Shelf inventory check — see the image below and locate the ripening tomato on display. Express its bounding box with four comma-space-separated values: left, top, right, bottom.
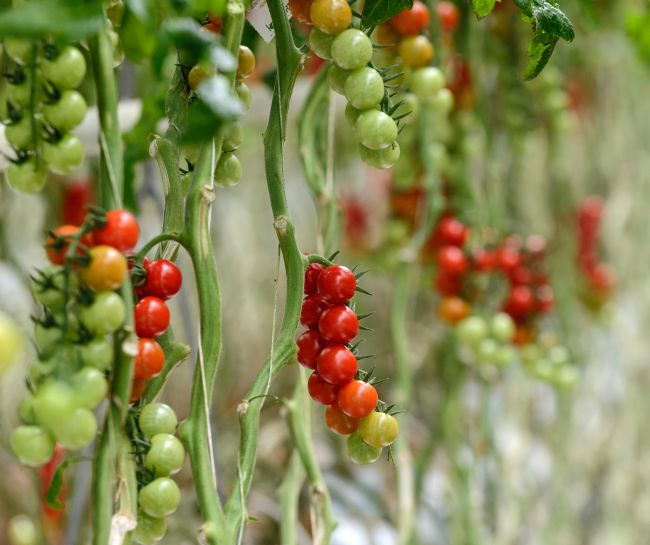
319, 305, 359, 344
347, 432, 382, 464
337, 380, 378, 418
46, 225, 90, 265
325, 404, 359, 435
289, 0, 313, 24
304, 263, 324, 295
81, 245, 128, 291
142, 259, 182, 300
134, 338, 165, 381
358, 411, 399, 448
130, 377, 146, 403
390, 1, 430, 35
317, 345, 358, 385
93, 209, 139, 252
437, 246, 468, 275
513, 324, 535, 346
62, 179, 93, 226
438, 296, 470, 324
300, 294, 331, 330
317, 265, 356, 303
296, 330, 326, 370
397, 35, 434, 68
236, 46, 256, 80
134, 297, 170, 338
308, 372, 339, 405
587, 263, 614, 293
310, 0, 352, 35
436, 1, 460, 32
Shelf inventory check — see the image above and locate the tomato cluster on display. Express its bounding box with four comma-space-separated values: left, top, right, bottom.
3, 39, 87, 193
455, 312, 516, 367
298, 262, 399, 464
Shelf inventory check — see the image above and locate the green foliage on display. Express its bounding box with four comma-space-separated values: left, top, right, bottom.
472, 0, 497, 19
362, 0, 413, 28
625, 8, 650, 66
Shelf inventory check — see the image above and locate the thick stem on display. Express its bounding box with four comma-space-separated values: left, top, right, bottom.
278, 452, 307, 545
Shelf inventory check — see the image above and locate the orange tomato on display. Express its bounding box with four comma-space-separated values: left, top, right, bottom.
438, 297, 470, 324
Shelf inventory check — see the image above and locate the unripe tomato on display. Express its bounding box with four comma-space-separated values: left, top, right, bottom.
32, 381, 76, 431
358, 411, 399, 448
138, 477, 180, 518
42, 46, 87, 89
134, 297, 170, 338
317, 345, 358, 384
304, 263, 325, 294
93, 209, 139, 252
337, 380, 378, 418
4, 38, 33, 64
11, 426, 55, 467
6, 159, 48, 193
490, 312, 515, 343
5, 116, 34, 150
8, 514, 38, 545
142, 259, 182, 300
236, 82, 251, 111
477, 338, 498, 365
436, 2, 460, 33
144, 433, 185, 477
327, 64, 351, 95
344, 67, 385, 110
73, 367, 108, 409
359, 142, 400, 169
42, 90, 87, 131
331, 29, 373, 70
319, 305, 359, 343
6, 78, 32, 107
188, 63, 216, 90
438, 296, 470, 324
347, 431, 381, 464
42, 133, 85, 175
296, 329, 326, 370
134, 338, 165, 380
309, 28, 335, 60
317, 265, 356, 303
300, 294, 331, 329
398, 35, 434, 68
139, 403, 178, 438
455, 316, 488, 347
79, 337, 113, 370
81, 245, 128, 291
134, 511, 167, 545
52, 408, 97, 450
0, 311, 24, 374
390, 1, 430, 35
222, 122, 244, 152
325, 404, 359, 435
236, 46, 256, 79
410, 66, 445, 99
214, 152, 242, 187
355, 110, 398, 151
80, 292, 126, 335
308, 372, 339, 405
310, 0, 352, 35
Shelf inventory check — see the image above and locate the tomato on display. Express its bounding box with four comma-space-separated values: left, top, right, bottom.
134, 338, 165, 380
410, 66, 445, 100
42, 46, 87, 89
490, 312, 515, 343
4, 38, 33, 64
134, 512, 167, 545
477, 338, 498, 364
45, 225, 87, 265
346, 431, 381, 464
496, 246, 522, 272
6, 158, 48, 193
134, 297, 170, 338
337, 380, 377, 418
42, 133, 85, 175
300, 294, 331, 329
503, 286, 535, 319
359, 142, 400, 169
62, 179, 94, 226
214, 152, 242, 187
493, 345, 515, 367
236, 82, 252, 111
317, 345, 358, 384
139, 403, 178, 438
578, 196, 603, 226
93, 209, 139, 252
43, 90, 87, 131
319, 305, 359, 343
331, 29, 373, 70
6, 78, 32, 107
144, 433, 185, 477
5, 116, 34, 150
236, 46, 256, 80
289, 0, 313, 24
310, 0, 352, 35
304, 263, 324, 295
513, 324, 535, 346
344, 67, 385, 110
11, 426, 55, 467
355, 110, 398, 151
34, 322, 61, 353
79, 337, 113, 371
436, 2, 460, 32
358, 411, 399, 448
432, 88, 454, 113
317, 265, 356, 304
309, 28, 334, 60
325, 404, 358, 435
455, 316, 488, 347
438, 246, 468, 275
52, 408, 97, 450
587, 263, 614, 293
222, 122, 244, 152
435, 271, 463, 296
536, 285, 555, 313
472, 248, 495, 272
31, 266, 65, 309
81, 245, 128, 291
398, 35, 434, 68
437, 217, 467, 247
79, 291, 126, 334
438, 296, 470, 324
375, 24, 399, 46
345, 103, 366, 127
296, 329, 326, 370
188, 63, 216, 90
390, 1, 430, 35
73, 367, 108, 409
142, 259, 182, 300
308, 372, 339, 405
138, 478, 181, 518
32, 381, 75, 429
508, 266, 533, 286
327, 64, 351, 95
130, 377, 146, 403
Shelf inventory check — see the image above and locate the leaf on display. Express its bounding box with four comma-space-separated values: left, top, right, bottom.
513, 0, 533, 17
531, 1, 575, 41
0, 0, 104, 41
472, 0, 497, 19
196, 75, 244, 120
208, 43, 237, 72
523, 34, 558, 80
46, 456, 89, 509
362, 0, 413, 28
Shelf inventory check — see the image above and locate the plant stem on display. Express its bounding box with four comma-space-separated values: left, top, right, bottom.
278, 452, 306, 545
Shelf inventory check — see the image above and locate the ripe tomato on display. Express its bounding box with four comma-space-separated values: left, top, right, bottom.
437, 246, 468, 275
435, 270, 463, 296
398, 35, 434, 68
308, 372, 339, 405
472, 248, 495, 271
317, 345, 358, 385
310, 0, 352, 35
93, 209, 139, 252
438, 296, 470, 324
236, 46, 256, 80
300, 294, 331, 330
318, 305, 359, 344
503, 286, 535, 319
144, 433, 185, 477
289, 0, 313, 24
317, 265, 356, 303
130, 377, 146, 403
587, 263, 614, 293
134, 297, 170, 338
346, 431, 382, 464
536, 285, 555, 313
304, 263, 324, 295
138, 477, 181, 518
325, 404, 359, 435
436, 1, 460, 32
497, 245, 522, 272
508, 266, 533, 286
142, 259, 182, 300
46, 225, 89, 265
62, 179, 93, 226
390, 1, 430, 35
134, 338, 165, 381
139, 403, 178, 438
437, 217, 467, 247
296, 330, 326, 370
358, 411, 399, 448
81, 245, 128, 291
337, 380, 378, 418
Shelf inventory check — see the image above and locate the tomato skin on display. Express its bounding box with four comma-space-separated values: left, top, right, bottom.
142, 259, 182, 300
11, 426, 55, 467
436, 1, 460, 32
358, 411, 399, 448
42, 133, 85, 175
236, 46, 256, 79
42, 89, 87, 131
46, 225, 85, 265
134, 338, 165, 380
304, 263, 324, 295
437, 217, 467, 247
438, 296, 470, 324
347, 431, 382, 464
138, 477, 181, 518
296, 330, 326, 370
73, 367, 108, 409
355, 110, 398, 151
410, 66, 445, 100
289, 0, 313, 24
317, 345, 358, 385
337, 380, 378, 418
81, 245, 128, 291
345, 67, 385, 110
496, 246, 522, 273
52, 408, 97, 450
310, 0, 352, 35
42, 46, 87, 89
93, 209, 139, 252
325, 404, 359, 435
390, 1, 430, 35
300, 294, 331, 330
144, 433, 185, 477
308, 372, 339, 405
134, 297, 170, 338
435, 270, 463, 296
398, 35, 434, 68
139, 403, 178, 438
317, 265, 356, 304
79, 292, 126, 335
503, 286, 535, 320
134, 511, 167, 545
437, 246, 468, 275
318, 305, 359, 344
331, 29, 373, 71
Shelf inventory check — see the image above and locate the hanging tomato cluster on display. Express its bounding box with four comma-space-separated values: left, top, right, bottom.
297, 262, 399, 464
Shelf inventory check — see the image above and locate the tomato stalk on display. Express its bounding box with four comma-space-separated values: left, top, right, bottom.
278, 452, 307, 545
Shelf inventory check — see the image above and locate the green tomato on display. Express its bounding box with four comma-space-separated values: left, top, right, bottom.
358, 412, 399, 448
344, 67, 385, 110
0, 311, 23, 373
11, 425, 55, 467
42, 90, 87, 131
344, 103, 365, 127
5, 79, 32, 107
532, 358, 554, 381
490, 312, 515, 343
355, 110, 398, 151
138, 478, 181, 518
134, 512, 167, 545
34, 323, 62, 354
553, 365, 579, 388
455, 316, 488, 347
519, 343, 542, 366
214, 152, 242, 187
53, 407, 97, 450
392, 154, 418, 191
385, 218, 410, 245
31, 265, 68, 309
548, 345, 570, 366
309, 28, 335, 60
42, 133, 85, 175
73, 367, 108, 409
222, 122, 243, 152
359, 141, 400, 169
8, 514, 38, 545
410, 67, 445, 101
432, 88, 454, 114
331, 29, 373, 70
79, 292, 125, 335
5, 116, 34, 150
144, 433, 185, 477
4, 38, 34, 64
236, 82, 251, 111
327, 64, 351, 95
32, 381, 76, 431
347, 431, 382, 465
139, 403, 178, 438
19, 395, 36, 424
6, 159, 48, 193
41, 46, 87, 89
79, 337, 113, 371
493, 346, 515, 367
28, 359, 52, 385
477, 338, 499, 365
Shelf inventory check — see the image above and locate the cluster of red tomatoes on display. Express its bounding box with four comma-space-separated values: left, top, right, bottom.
297, 263, 399, 464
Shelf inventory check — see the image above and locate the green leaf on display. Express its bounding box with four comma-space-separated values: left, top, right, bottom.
362, 0, 413, 28
0, 0, 104, 41
196, 75, 244, 119
523, 34, 558, 80
472, 0, 497, 19
513, 0, 533, 17
46, 456, 89, 509
531, 1, 575, 41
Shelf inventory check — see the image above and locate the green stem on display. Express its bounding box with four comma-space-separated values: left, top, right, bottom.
278, 452, 306, 545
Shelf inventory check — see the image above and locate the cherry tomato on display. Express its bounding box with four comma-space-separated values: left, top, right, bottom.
490, 312, 515, 343
356, 110, 398, 151
62, 179, 94, 226
32, 265, 67, 308
398, 35, 434, 68
214, 152, 242, 187
508, 266, 533, 286
79, 292, 126, 334
42, 46, 87, 89
358, 411, 399, 448
134, 512, 167, 545
300, 294, 331, 329
304, 263, 325, 295
222, 122, 244, 152
359, 142, 401, 169
138, 477, 180, 518
6, 77, 32, 107
455, 316, 488, 347
188, 63, 216, 90
325, 404, 359, 435
437, 217, 467, 247
435, 270, 463, 296
437, 246, 468, 275
236, 46, 256, 80
144, 433, 185, 477
73, 367, 108, 409
536, 285, 555, 313
587, 263, 614, 293
79, 337, 113, 371
310, 0, 352, 35
4, 38, 33, 64
317, 345, 358, 385
81, 245, 128, 291
139, 403, 178, 438
328, 64, 351, 95
390, 1, 430, 35
52, 408, 96, 450
497, 246, 522, 272
6, 158, 48, 193
11, 426, 55, 467
134, 297, 170, 338
296, 329, 326, 370
142, 259, 182, 300
309, 28, 334, 60
317, 265, 356, 304
32, 382, 75, 431
42, 133, 85, 175
45, 225, 88, 265
337, 380, 378, 418
130, 377, 146, 404
289, 0, 313, 23
375, 24, 399, 46
93, 209, 139, 252
503, 285, 535, 319
5, 116, 33, 150
410, 66, 445, 100
344, 67, 385, 110
42, 90, 87, 131
513, 324, 535, 346
308, 372, 339, 405
438, 296, 470, 324
331, 29, 373, 70
319, 305, 359, 344
472, 248, 495, 272
134, 338, 165, 381
436, 1, 460, 32
346, 431, 381, 464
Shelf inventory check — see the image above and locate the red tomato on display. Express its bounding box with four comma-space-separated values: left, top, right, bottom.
300, 294, 331, 330
142, 259, 182, 300
317, 345, 358, 385
436, 1, 460, 32
288, 0, 313, 24
317, 265, 356, 304
503, 286, 535, 319
93, 209, 139, 252
337, 380, 378, 419
319, 305, 359, 344
134, 296, 170, 338
578, 196, 603, 227
134, 338, 165, 380
296, 330, 326, 370
436, 216, 468, 247
536, 285, 555, 313
390, 1, 430, 35
304, 263, 324, 295
308, 372, 339, 405
46, 224, 92, 265
437, 246, 468, 275
62, 179, 93, 226
130, 377, 146, 403
472, 248, 495, 272
325, 404, 359, 435
508, 267, 533, 286
435, 271, 463, 296
497, 246, 522, 273
587, 263, 615, 293
39, 443, 66, 520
